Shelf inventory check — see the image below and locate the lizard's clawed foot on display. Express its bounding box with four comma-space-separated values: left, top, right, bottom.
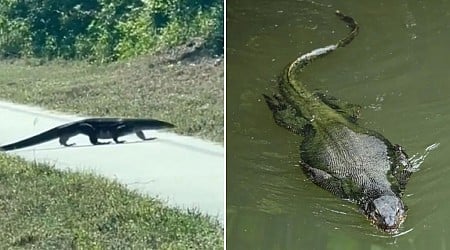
96, 141, 111, 145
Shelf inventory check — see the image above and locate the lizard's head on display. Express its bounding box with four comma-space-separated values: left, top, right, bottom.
365, 195, 406, 233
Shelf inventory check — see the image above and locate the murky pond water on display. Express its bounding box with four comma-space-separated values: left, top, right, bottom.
227, 0, 450, 249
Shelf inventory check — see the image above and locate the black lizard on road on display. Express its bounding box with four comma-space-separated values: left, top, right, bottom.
0, 118, 175, 151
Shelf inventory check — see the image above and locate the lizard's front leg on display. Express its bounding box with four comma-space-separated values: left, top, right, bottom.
113, 136, 126, 144
392, 144, 414, 190
136, 131, 156, 141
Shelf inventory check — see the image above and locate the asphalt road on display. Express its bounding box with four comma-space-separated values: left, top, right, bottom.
0, 100, 224, 222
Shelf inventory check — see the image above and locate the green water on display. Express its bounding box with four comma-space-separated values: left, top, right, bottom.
227, 0, 450, 249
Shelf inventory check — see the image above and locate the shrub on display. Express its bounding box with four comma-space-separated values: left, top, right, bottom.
0, 0, 223, 62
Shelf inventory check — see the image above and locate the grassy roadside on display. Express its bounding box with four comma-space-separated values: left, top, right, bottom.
0, 47, 224, 143
0, 154, 223, 248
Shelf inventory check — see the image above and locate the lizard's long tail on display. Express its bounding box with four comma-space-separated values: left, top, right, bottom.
0, 127, 60, 151
335, 10, 359, 47
287, 10, 359, 77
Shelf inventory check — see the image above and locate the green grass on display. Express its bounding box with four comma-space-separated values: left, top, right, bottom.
0, 51, 223, 143
0, 154, 223, 248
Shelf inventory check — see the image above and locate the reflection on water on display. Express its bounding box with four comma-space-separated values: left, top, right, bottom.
227, 0, 450, 249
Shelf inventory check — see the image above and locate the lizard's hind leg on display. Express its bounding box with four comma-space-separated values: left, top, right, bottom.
59, 135, 75, 147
